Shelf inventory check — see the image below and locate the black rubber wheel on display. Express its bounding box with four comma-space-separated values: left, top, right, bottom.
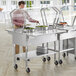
54, 60, 58, 65
59, 59, 63, 64
17, 57, 20, 61
43, 58, 46, 62
27, 59, 30, 61
75, 57, 76, 60
47, 56, 51, 61
63, 53, 66, 58
14, 64, 18, 69
26, 68, 30, 73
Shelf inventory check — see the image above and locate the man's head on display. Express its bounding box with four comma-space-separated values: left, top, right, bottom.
18, 1, 25, 9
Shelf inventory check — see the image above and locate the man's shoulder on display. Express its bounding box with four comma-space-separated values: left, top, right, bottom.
12, 8, 28, 15
13, 9, 22, 14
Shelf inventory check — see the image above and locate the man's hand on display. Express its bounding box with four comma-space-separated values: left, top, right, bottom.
30, 19, 39, 23
35, 20, 39, 23
33, 20, 39, 23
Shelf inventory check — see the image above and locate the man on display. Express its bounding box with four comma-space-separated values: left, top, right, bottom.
12, 1, 39, 54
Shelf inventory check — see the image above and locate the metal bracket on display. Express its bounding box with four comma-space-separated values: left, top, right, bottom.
72, 16, 76, 26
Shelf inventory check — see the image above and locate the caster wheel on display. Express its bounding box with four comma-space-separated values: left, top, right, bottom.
63, 53, 66, 58
26, 68, 30, 73
59, 60, 63, 64
75, 57, 76, 60
27, 59, 30, 61
54, 60, 58, 65
17, 57, 20, 61
47, 56, 51, 61
43, 58, 46, 62
14, 64, 18, 69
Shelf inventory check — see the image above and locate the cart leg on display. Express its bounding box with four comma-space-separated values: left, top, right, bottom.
25, 45, 30, 73
74, 38, 76, 60
25, 46, 28, 67
66, 39, 69, 56
46, 43, 51, 61
13, 44, 18, 69
54, 41, 58, 65
25, 35, 30, 73
58, 34, 63, 65
63, 40, 66, 58
46, 42, 48, 54
14, 44, 16, 64
54, 41, 56, 61
63, 39, 68, 58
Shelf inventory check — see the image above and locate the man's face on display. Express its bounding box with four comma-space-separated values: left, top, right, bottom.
19, 4, 25, 8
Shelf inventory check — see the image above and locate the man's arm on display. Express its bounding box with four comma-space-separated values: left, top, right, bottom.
25, 10, 39, 23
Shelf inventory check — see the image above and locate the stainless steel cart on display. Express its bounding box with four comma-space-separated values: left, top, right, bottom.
7, 7, 76, 73
7, 29, 59, 73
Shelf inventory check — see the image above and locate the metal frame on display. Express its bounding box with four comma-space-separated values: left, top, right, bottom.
40, 8, 48, 26
72, 16, 76, 26
7, 7, 76, 73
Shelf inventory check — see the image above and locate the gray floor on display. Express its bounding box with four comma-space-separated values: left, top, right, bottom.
0, 24, 76, 76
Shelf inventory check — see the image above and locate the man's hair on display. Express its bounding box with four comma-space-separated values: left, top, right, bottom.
18, 1, 25, 6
